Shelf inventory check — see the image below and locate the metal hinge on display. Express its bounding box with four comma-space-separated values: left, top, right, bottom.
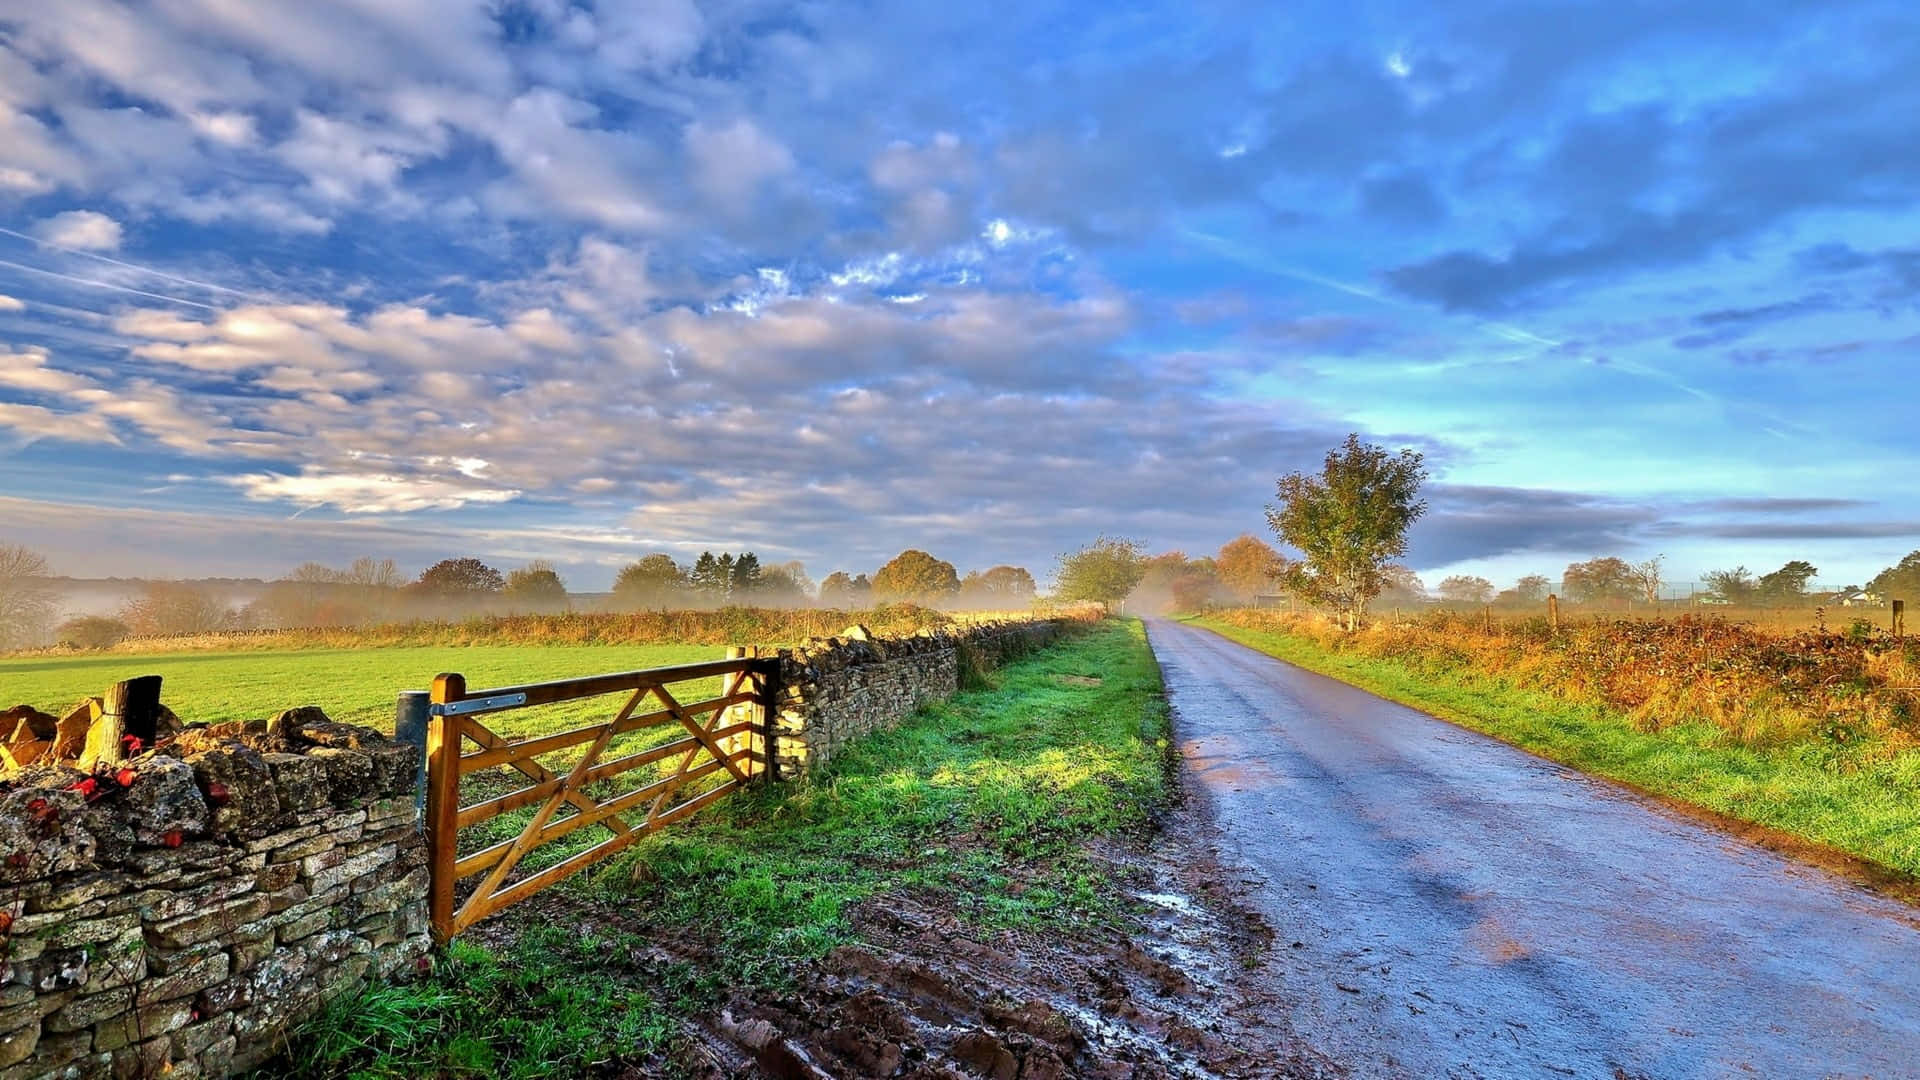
430, 692, 528, 716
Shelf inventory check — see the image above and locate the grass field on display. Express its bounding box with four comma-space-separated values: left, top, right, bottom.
1189, 613, 1920, 882
0, 644, 722, 730
280, 618, 1169, 1078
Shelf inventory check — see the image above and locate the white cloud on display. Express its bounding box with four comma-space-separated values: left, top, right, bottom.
0, 294, 24, 311
0, 347, 98, 395
0, 401, 120, 445
188, 109, 258, 146
684, 118, 794, 209
36, 210, 123, 250
226, 468, 522, 513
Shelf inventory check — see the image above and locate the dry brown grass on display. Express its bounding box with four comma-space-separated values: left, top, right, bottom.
72, 603, 1102, 656
1211, 607, 1920, 753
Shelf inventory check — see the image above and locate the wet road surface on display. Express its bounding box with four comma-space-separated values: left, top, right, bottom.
1148, 618, 1920, 1079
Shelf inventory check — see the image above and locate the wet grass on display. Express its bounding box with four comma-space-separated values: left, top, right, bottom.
276, 618, 1171, 1078
1189, 615, 1920, 882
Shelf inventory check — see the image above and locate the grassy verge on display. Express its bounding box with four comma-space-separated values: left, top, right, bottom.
279, 618, 1170, 1078
1187, 615, 1920, 882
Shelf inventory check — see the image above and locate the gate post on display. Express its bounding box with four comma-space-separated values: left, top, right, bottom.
394, 690, 431, 825
425, 672, 466, 946
756, 655, 783, 784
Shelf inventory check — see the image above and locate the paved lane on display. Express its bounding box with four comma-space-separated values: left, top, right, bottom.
1149, 618, 1920, 1079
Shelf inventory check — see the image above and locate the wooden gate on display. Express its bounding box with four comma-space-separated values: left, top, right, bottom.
423, 652, 781, 943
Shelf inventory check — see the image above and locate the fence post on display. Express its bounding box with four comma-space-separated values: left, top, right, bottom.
84, 675, 162, 768
425, 672, 466, 947
394, 691, 431, 825
1895, 599, 1906, 638
757, 655, 783, 785
1548, 594, 1560, 633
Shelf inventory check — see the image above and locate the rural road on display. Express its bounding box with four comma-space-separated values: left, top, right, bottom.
1147, 618, 1920, 1080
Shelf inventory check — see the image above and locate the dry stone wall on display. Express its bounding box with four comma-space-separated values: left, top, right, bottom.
769, 619, 1073, 777
0, 709, 428, 1079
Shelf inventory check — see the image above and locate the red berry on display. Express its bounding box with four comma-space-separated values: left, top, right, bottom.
205, 781, 230, 806
162, 830, 183, 848
116, 769, 137, 788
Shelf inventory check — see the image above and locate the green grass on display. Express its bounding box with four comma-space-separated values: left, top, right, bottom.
0, 644, 719, 731
1188, 615, 1920, 881
281, 618, 1169, 1079
282, 928, 678, 1080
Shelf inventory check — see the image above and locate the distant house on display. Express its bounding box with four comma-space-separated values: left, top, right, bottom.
1837, 589, 1887, 608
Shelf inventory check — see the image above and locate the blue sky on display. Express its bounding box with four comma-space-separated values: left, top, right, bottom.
1, 0, 1916, 591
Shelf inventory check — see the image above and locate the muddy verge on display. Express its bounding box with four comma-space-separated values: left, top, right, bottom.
469, 791, 1339, 1079
688, 828, 1338, 1079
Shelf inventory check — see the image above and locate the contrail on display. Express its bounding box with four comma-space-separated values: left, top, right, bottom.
0, 225, 271, 301
0, 258, 222, 310
1177, 226, 1563, 348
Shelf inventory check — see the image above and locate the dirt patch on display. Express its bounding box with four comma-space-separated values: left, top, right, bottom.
662, 801, 1337, 1079
1052, 675, 1104, 688
466, 796, 1338, 1079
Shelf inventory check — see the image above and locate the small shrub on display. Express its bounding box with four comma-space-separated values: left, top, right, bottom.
56, 615, 131, 650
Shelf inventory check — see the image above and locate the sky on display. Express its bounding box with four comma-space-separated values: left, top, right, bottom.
1, 0, 1917, 593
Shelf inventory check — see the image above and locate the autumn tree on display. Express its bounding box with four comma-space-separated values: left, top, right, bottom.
1629, 555, 1665, 605
757, 564, 812, 605
56, 615, 129, 650
1561, 557, 1636, 605
1377, 565, 1428, 607
1266, 434, 1428, 628
613, 554, 685, 607
819, 571, 872, 607
415, 557, 505, 596
504, 560, 569, 606
872, 550, 961, 604
1497, 574, 1552, 606
1868, 550, 1920, 600
1757, 560, 1817, 604
1437, 575, 1496, 605
0, 544, 58, 650
772, 561, 814, 598
1125, 552, 1219, 614
1215, 535, 1287, 600
120, 582, 231, 636
1053, 536, 1147, 609
1702, 566, 1757, 605
958, 565, 1037, 607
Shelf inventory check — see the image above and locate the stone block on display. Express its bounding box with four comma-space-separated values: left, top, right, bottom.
275, 910, 330, 945
146, 874, 257, 924
309, 748, 376, 807
108, 1032, 173, 1078
307, 844, 395, 895
111, 756, 209, 847
93, 998, 193, 1052
0, 1023, 35, 1069
147, 894, 271, 949
268, 833, 338, 865
135, 952, 227, 1005
242, 820, 325, 855
0, 788, 96, 886
185, 745, 282, 837
169, 1013, 232, 1059
45, 986, 130, 1033
262, 753, 331, 815
0, 991, 65, 1038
